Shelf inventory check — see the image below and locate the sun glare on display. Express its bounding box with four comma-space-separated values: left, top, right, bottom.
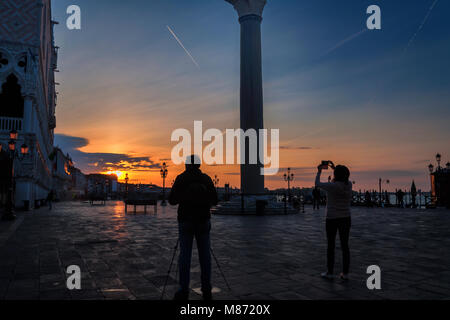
104, 170, 126, 180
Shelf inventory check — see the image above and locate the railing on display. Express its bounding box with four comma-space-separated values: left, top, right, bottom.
0, 117, 23, 132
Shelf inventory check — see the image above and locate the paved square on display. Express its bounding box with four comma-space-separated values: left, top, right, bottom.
0, 201, 449, 300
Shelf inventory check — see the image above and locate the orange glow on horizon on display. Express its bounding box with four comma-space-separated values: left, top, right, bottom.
103, 170, 126, 180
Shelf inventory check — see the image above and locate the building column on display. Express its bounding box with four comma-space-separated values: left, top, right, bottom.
226, 0, 266, 194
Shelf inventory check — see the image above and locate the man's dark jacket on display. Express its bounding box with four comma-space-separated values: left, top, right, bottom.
169, 167, 218, 222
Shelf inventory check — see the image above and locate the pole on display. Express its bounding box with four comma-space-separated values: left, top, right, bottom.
161, 239, 179, 300
162, 176, 166, 202
287, 178, 290, 202
379, 178, 382, 207
210, 247, 231, 291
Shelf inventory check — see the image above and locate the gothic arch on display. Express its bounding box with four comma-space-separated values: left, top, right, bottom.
0, 73, 24, 118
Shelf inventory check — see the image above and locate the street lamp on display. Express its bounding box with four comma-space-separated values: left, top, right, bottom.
428, 163, 434, 204
283, 168, 294, 202
20, 144, 29, 155
8, 140, 15, 151
9, 129, 18, 140
160, 162, 168, 206
2, 130, 28, 221
124, 173, 129, 199
213, 175, 219, 190
378, 178, 390, 206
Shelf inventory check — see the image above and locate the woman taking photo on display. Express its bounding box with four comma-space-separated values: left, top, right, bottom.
315, 161, 352, 280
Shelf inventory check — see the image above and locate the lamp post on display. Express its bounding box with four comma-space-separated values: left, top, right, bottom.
124, 173, 129, 199
378, 178, 390, 206
213, 175, 220, 191
283, 168, 294, 202
428, 163, 434, 205
2, 130, 29, 221
160, 162, 168, 206
428, 163, 434, 187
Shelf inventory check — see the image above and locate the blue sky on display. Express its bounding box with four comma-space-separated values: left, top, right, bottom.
51, 0, 450, 189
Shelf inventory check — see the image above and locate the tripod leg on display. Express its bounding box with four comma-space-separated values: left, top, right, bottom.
210, 247, 231, 291
175, 255, 179, 283
161, 239, 179, 300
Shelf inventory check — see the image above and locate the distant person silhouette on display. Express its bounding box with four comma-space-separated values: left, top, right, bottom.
312, 187, 321, 210
385, 190, 390, 206
47, 190, 54, 210
315, 161, 352, 281
169, 155, 218, 301
397, 189, 404, 208
365, 191, 372, 207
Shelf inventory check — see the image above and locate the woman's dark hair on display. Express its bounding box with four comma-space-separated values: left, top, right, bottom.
334, 165, 350, 184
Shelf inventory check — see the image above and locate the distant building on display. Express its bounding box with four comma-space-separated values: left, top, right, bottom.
0, 0, 58, 208
70, 167, 87, 198
51, 147, 73, 200
87, 174, 118, 198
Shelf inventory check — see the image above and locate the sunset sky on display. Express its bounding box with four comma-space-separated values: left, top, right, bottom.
52, 0, 450, 191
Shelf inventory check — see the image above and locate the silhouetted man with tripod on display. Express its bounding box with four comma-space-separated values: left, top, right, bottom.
169, 155, 218, 301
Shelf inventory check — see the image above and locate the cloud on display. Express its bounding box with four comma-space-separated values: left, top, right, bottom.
413, 159, 432, 165
352, 169, 423, 178
54, 134, 160, 174
280, 146, 314, 150
53, 134, 89, 150
223, 172, 240, 176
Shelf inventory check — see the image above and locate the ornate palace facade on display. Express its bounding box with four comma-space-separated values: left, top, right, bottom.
0, 0, 57, 208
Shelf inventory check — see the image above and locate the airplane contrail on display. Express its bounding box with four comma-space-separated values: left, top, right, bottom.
167, 25, 199, 68
404, 0, 439, 52
322, 29, 368, 58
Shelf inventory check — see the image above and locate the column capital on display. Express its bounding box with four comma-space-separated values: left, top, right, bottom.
225, 0, 267, 19
23, 92, 36, 99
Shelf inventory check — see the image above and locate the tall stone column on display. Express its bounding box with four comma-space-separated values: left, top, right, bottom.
23, 95, 34, 133
226, 0, 266, 195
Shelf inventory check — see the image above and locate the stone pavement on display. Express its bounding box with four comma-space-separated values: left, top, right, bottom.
0, 201, 449, 300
